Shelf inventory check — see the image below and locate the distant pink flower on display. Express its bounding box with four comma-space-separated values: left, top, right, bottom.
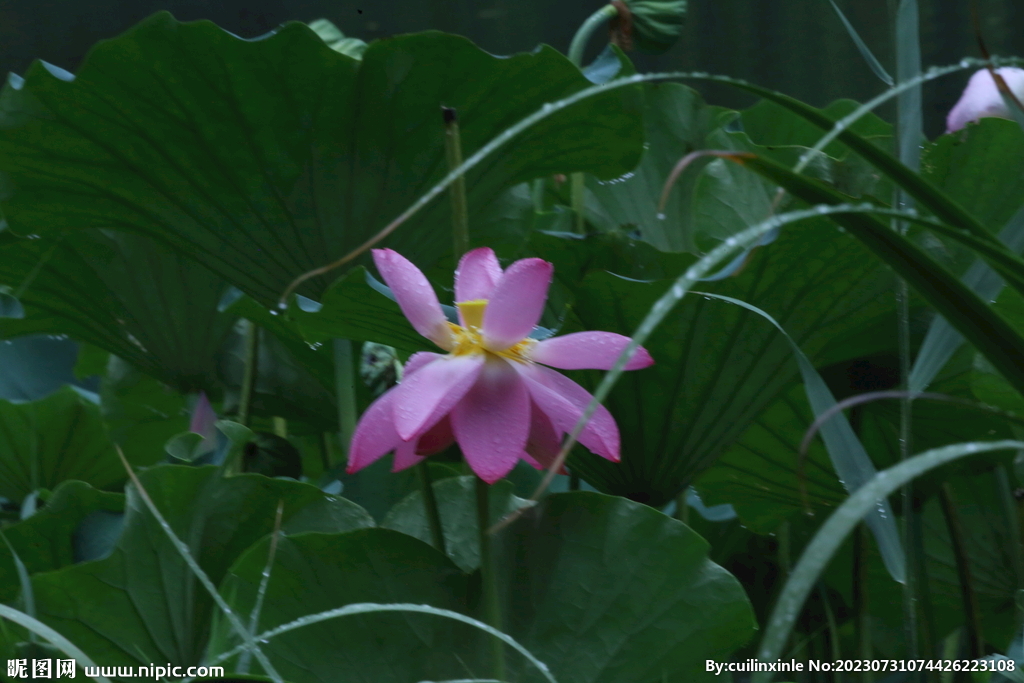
189, 391, 218, 453
347, 248, 654, 484
947, 67, 1024, 133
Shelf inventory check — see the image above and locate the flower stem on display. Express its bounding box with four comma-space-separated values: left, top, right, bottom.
443, 106, 470, 260
334, 339, 358, 454
570, 172, 586, 235
675, 489, 689, 524
238, 320, 260, 428
476, 477, 506, 680
938, 484, 984, 659
566, 4, 617, 238
418, 463, 447, 554
567, 4, 619, 67
531, 178, 545, 213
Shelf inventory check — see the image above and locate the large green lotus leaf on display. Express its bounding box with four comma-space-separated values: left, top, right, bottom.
96, 357, 190, 465
531, 222, 895, 507
918, 470, 1019, 650
382, 475, 533, 572
30, 465, 374, 669
972, 289, 1024, 414
692, 383, 848, 533
740, 98, 893, 156
288, 267, 433, 354
0, 230, 235, 394
0, 335, 97, 401
212, 491, 753, 683
222, 294, 333, 390
922, 118, 1024, 237
0, 480, 124, 604
493, 492, 755, 682
584, 89, 893, 254
0, 13, 643, 307
0, 386, 144, 503
584, 84, 733, 253
211, 529, 477, 683
217, 322, 337, 433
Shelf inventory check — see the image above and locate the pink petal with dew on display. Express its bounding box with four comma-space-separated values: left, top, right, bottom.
403, 351, 443, 378
455, 248, 503, 304
452, 358, 531, 483
372, 249, 453, 350
189, 392, 218, 445
482, 258, 553, 351
347, 389, 403, 473
516, 363, 620, 462
525, 400, 564, 471
392, 354, 484, 441
392, 441, 426, 472
947, 67, 1024, 132
415, 415, 455, 456
531, 331, 654, 371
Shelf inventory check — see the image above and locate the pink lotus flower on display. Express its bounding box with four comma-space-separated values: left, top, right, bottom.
947, 67, 1024, 133
347, 248, 654, 484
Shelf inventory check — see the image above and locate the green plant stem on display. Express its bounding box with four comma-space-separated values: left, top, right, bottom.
820, 584, 842, 681
566, 5, 617, 238
476, 477, 506, 680
272, 417, 287, 438
675, 489, 689, 524
570, 171, 586, 234
912, 507, 938, 667
853, 524, 872, 683
894, 0, 923, 670
418, 463, 447, 554
334, 339, 357, 454
778, 521, 792, 578
443, 106, 470, 260
531, 178, 545, 213
319, 432, 333, 471
938, 484, 983, 659
567, 4, 619, 67
238, 320, 260, 428
995, 465, 1024, 595
897, 278, 921, 671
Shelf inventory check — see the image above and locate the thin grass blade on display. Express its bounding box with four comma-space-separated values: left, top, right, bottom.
827, 0, 893, 85
209, 603, 557, 683
0, 603, 113, 683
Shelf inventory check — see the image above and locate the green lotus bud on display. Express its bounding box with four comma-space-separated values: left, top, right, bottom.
611, 0, 688, 55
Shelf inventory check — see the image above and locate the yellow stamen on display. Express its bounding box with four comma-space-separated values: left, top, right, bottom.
447, 298, 535, 363
456, 299, 488, 329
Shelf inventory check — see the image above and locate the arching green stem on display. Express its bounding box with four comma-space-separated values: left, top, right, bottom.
568, 4, 619, 67
567, 4, 619, 235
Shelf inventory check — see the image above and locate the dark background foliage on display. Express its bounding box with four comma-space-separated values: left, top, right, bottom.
2, 0, 1023, 139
